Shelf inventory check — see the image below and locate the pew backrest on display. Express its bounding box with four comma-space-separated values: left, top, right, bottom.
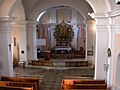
0, 81, 36, 90
1, 76, 40, 90
62, 79, 105, 84
0, 86, 33, 90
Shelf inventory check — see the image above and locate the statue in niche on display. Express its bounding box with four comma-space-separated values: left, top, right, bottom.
54, 20, 74, 47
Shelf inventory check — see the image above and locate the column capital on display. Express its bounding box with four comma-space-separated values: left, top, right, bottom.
88, 13, 108, 19
88, 13, 109, 25
0, 16, 16, 22
12, 20, 27, 28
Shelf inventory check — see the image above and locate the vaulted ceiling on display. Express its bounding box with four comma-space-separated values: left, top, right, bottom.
21, 0, 94, 20
0, 0, 116, 21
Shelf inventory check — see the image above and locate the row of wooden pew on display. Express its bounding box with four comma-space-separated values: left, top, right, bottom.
61, 79, 109, 90
31, 60, 53, 67
0, 76, 41, 90
65, 61, 89, 67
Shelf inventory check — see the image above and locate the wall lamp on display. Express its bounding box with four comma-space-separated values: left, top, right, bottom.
107, 48, 111, 57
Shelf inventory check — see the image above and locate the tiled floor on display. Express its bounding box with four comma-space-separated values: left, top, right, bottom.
14, 59, 94, 90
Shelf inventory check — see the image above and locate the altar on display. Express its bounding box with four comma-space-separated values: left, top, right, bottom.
51, 21, 74, 59
52, 46, 74, 59
55, 46, 71, 51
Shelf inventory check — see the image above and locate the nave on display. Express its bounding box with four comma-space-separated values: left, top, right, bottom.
14, 63, 94, 90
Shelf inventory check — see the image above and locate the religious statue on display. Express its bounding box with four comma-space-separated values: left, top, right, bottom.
54, 20, 74, 47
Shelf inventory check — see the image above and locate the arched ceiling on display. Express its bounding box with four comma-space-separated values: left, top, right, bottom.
21, 0, 94, 21
0, 0, 118, 20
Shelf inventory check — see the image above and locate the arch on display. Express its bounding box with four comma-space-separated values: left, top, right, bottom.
9, 0, 22, 18
115, 53, 120, 89
12, 1, 25, 22
37, 6, 86, 24
29, 0, 93, 22
0, 0, 21, 17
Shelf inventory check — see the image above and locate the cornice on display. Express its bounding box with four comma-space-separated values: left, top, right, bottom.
106, 6, 120, 17
0, 16, 16, 22
88, 13, 108, 19
89, 7, 120, 19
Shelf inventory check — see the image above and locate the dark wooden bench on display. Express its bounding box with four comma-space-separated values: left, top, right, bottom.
62, 84, 107, 89
1, 76, 40, 90
61, 79, 107, 90
63, 79, 106, 84
0, 86, 33, 90
0, 81, 35, 90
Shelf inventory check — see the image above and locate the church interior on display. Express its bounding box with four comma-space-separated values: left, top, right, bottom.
0, 0, 120, 90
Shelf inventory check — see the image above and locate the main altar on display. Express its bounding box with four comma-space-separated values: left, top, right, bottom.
51, 21, 74, 59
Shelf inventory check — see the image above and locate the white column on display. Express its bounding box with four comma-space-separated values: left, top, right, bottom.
0, 17, 14, 77
94, 25, 108, 79
50, 9, 56, 23
26, 21, 37, 60
90, 13, 109, 79
107, 25, 116, 87
105, 7, 120, 89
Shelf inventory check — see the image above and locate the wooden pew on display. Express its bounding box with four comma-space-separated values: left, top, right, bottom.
62, 84, 107, 89
1, 76, 40, 90
0, 81, 36, 90
63, 79, 106, 84
61, 79, 107, 90
0, 86, 33, 90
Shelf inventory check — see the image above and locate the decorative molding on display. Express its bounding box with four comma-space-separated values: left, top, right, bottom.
88, 13, 108, 19
106, 7, 120, 17
89, 7, 120, 18
0, 16, 16, 22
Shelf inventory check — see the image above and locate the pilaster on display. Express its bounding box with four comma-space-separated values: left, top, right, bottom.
106, 25, 116, 88
0, 16, 15, 77
94, 25, 108, 79
26, 21, 37, 60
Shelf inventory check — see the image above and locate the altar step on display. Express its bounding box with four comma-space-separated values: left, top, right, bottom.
53, 62, 65, 67
29, 60, 92, 69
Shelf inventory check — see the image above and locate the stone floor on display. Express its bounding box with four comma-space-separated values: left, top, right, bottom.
14, 65, 94, 90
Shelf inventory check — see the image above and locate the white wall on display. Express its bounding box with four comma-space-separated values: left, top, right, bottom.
116, 54, 120, 89
112, 34, 120, 89
12, 1, 27, 62
18, 26, 27, 62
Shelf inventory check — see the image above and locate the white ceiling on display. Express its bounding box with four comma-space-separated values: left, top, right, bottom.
21, 0, 93, 20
